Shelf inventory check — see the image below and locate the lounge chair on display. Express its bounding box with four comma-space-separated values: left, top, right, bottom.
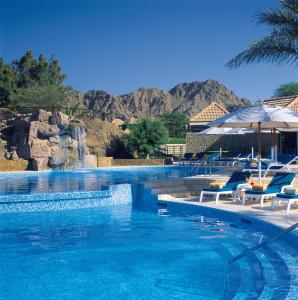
192, 152, 221, 167
236, 153, 252, 161
242, 172, 296, 207
243, 154, 298, 177
199, 171, 252, 204
213, 153, 253, 167
271, 192, 298, 214
177, 153, 194, 165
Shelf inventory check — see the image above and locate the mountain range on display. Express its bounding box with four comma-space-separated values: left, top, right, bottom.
70, 80, 250, 121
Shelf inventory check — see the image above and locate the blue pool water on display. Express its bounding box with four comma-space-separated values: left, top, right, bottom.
0, 166, 208, 195
0, 167, 297, 299
1, 204, 298, 299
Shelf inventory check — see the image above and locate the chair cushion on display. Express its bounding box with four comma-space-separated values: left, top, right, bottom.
203, 187, 232, 192
245, 188, 279, 195
276, 193, 298, 199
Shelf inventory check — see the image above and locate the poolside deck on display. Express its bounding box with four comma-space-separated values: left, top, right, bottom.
147, 172, 298, 230
158, 194, 298, 229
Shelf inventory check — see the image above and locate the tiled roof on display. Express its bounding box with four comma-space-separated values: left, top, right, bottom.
263, 95, 298, 111
190, 101, 229, 123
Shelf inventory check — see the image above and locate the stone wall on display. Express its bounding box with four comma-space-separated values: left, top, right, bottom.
186, 132, 272, 155
112, 159, 166, 166
98, 156, 113, 167
0, 160, 28, 172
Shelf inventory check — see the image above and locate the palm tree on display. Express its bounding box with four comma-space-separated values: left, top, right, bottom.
226, 0, 298, 68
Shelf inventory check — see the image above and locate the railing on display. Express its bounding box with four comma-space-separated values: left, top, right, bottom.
228, 222, 298, 266
0, 106, 105, 120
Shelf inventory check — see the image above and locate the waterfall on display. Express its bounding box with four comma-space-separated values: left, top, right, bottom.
72, 125, 87, 168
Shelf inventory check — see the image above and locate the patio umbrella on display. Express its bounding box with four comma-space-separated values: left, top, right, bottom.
208, 104, 298, 182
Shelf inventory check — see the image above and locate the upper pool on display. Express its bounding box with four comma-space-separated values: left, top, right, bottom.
0, 166, 213, 196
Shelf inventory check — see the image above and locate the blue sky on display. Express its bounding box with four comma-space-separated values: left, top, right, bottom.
1, 0, 297, 100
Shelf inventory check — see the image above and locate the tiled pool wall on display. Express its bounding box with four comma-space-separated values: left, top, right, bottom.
0, 184, 137, 213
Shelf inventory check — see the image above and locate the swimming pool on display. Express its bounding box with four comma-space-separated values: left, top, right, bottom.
0, 166, 297, 299
0, 166, 209, 195
1, 203, 297, 299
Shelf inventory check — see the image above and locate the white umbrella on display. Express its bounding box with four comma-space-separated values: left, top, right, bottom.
208, 104, 298, 129
197, 127, 233, 135
208, 104, 298, 182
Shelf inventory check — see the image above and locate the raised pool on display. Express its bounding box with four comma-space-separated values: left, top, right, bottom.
0, 166, 297, 299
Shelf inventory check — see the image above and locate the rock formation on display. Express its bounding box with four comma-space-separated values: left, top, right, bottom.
0, 109, 97, 170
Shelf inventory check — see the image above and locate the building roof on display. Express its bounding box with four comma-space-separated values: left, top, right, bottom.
263, 95, 298, 112
111, 118, 124, 126
190, 101, 229, 124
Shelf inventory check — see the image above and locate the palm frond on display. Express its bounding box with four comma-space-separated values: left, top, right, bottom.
256, 8, 298, 27
280, 0, 298, 14
226, 36, 298, 68
226, 0, 298, 68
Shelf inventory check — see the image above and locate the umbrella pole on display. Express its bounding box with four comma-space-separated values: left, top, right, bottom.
273, 128, 277, 162
220, 135, 222, 158
270, 129, 274, 161
258, 122, 262, 184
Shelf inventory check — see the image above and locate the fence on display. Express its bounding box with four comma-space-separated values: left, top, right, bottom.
0, 106, 107, 120
160, 144, 186, 157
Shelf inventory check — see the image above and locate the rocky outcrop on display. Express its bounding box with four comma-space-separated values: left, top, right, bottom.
169, 80, 250, 114
0, 109, 92, 171
69, 80, 250, 121
83, 118, 122, 157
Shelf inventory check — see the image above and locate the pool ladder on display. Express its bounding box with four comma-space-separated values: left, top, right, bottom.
191, 160, 212, 176
228, 222, 298, 266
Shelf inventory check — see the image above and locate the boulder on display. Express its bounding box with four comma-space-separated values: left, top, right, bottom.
49, 111, 70, 125
11, 118, 29, 148
49, 150, 65, 168
31, 157, 49, 171
30, 109, 52, 122
17, 145, 31, 160
30, 139, 51, 158
85, 154, 97, 168
49, 136, 60, 145
29, 121, 59, 143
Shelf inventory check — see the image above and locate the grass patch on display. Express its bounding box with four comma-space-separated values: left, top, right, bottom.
167, 137, 186, 144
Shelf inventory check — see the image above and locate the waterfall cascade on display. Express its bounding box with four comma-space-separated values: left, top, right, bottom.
72, 125, 87, 168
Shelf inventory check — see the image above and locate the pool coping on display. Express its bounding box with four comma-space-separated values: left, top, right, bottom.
158, 196, 298, 237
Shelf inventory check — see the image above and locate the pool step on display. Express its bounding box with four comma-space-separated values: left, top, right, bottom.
223, 237, 295, 300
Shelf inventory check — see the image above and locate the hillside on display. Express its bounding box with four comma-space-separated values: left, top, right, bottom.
70, 80, 250, 121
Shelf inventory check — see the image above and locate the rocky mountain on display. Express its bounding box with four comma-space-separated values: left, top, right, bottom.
70, 80, 250, 121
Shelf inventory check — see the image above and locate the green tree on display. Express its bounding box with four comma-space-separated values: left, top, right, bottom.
122, 117, 168, 158
0, 58, 18, 106
12, 50, 66, 87
9, 85, 72, 110
159, 112, 188, 138
227, 0, 298, 68
0, 50, 67, 107
12, 50, 37, 87
274, 82, 298, 97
